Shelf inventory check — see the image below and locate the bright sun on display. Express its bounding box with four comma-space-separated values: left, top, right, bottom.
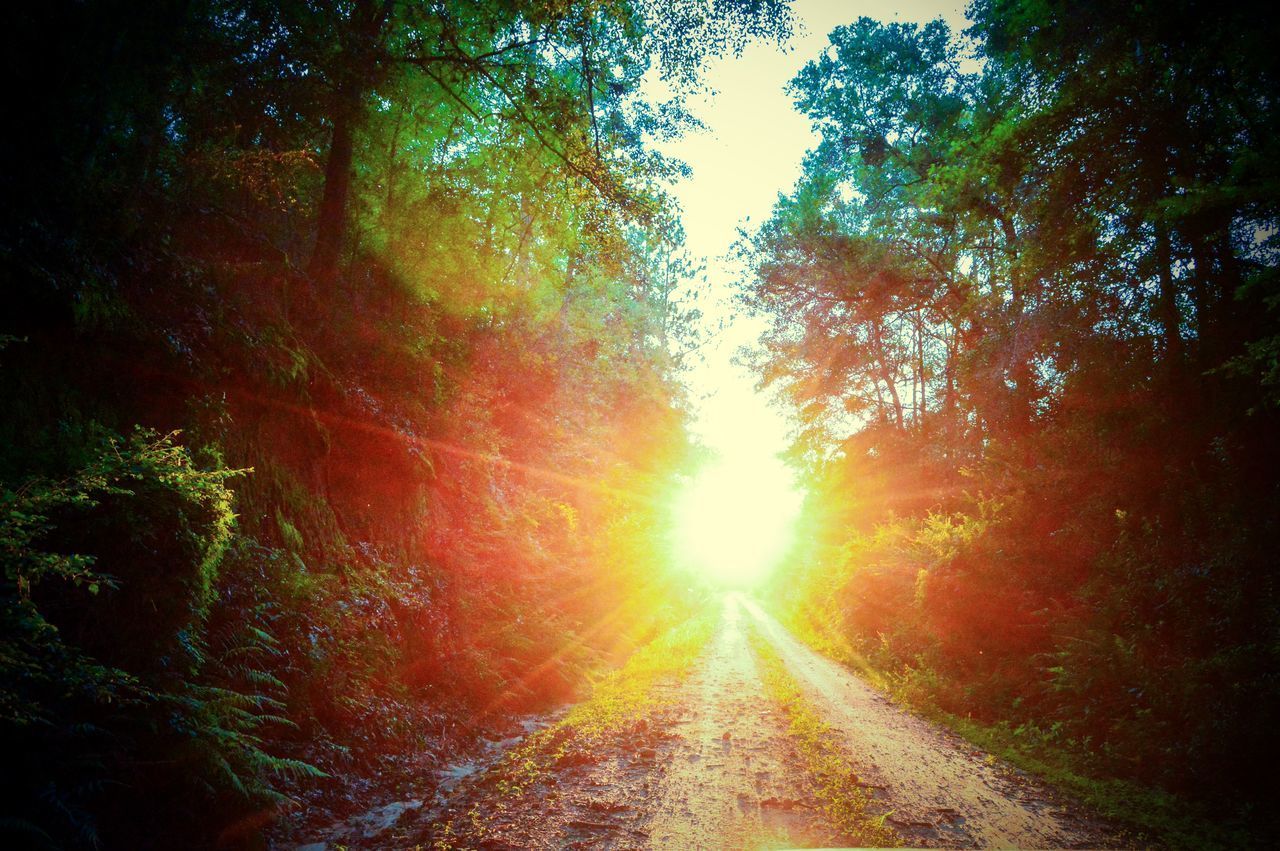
672, 453, 803, 587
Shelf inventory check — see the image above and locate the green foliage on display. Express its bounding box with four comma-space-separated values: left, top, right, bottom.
1, 427, 235, 723
0, 428, 315, 847
750, 3, 1280, 843
1, 1, 793, 845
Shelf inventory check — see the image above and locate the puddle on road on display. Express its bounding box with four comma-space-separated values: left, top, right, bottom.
434, 712, 562, 793
290, 707, 566, 850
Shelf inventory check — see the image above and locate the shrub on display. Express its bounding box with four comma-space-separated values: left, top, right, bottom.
0, 426, 316, 848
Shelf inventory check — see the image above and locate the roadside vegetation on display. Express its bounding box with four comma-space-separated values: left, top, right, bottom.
774, 600, 1250, 851
747, 2, 1279, 845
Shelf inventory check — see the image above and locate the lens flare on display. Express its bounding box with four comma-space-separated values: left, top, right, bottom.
671, 454, 802, 587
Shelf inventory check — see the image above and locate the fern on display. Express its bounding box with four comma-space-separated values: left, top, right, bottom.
1, 427, 324, 846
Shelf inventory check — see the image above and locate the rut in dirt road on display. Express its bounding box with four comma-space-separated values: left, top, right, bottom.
739, 596, 1129, 849
647, 597, 850, 849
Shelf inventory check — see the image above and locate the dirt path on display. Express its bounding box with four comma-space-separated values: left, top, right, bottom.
287, 595, 1129, 849
646, 596, 848, 849
395, 595, 846, 850
740, 596, 1128, 849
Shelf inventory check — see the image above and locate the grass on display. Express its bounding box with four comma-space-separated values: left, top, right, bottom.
746, 622, 902, 848
924, 711, 1250, 850
777, 606, 1251, 851
428, 609, 715, 848
494, 611, 714, 794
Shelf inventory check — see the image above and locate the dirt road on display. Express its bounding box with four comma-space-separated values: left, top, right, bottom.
645, 597, 850, 849
739, 597, 1126, 849
291, 594, 1127, 849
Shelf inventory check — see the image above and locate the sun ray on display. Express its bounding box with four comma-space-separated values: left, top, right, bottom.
671, 452, 802, 587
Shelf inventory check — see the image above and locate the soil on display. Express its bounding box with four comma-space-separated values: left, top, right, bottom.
739, 597, 1130, 850
282, 594, 1132, 850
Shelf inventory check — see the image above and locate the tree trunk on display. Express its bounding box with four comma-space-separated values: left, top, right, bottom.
1155, 222, 1184, 362
872, 319, 904, 428
306, 0, 392, 283
916, 308, 926, 424
308, 94, 358, 283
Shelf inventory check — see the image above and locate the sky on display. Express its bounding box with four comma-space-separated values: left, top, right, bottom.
651, 0, 968, 583
655, 0, 969, 458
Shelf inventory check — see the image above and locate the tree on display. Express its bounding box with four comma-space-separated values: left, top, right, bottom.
748, 6, 1280, 831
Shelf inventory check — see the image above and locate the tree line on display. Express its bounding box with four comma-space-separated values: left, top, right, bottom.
0, 1, 788, 847
748, 1, 1279, 842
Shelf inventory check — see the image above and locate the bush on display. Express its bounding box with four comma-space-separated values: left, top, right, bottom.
0, 426, 316, 848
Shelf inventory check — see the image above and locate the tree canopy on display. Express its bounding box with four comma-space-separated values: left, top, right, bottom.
0, 1, 789, 846
748, 4, 1279, 837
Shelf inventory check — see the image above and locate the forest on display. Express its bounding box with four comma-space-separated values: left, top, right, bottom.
1, 0, 1277, 849
750, 1, 1280, 842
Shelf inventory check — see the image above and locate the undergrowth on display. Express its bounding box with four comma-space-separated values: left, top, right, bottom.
777, 605, 1249, 851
